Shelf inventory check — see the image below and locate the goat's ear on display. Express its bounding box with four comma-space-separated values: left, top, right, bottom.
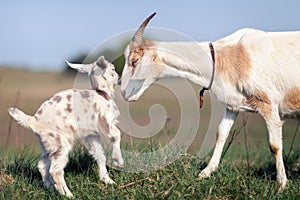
96, 56, 108, 70
65, 60, 93, 73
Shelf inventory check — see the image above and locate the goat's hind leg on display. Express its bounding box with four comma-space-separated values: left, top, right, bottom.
47, 136, 74, 198
83, 135, 115, 184
263, 106, 288, 190
37, 134, 53, 190
38, 153, 53, 190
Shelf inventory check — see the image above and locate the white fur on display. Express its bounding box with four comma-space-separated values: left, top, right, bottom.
8, 56, 123, 198
121, 28, 300, 190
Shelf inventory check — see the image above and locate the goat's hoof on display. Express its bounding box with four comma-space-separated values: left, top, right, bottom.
65, 192, 74, 199
277, 180, 289, 192
101, 177, 115, 185
198, 170, 212, 180
113, 162, 124, 168
43, 181, 54, 191
116, 164, 124, 168
113, 159, 124, 168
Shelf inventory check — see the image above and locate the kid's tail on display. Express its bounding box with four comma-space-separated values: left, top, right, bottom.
8, 107, 37, 132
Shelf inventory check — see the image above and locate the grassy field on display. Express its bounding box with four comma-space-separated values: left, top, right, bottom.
0, 146, 299, 199
1, 67, 300, 199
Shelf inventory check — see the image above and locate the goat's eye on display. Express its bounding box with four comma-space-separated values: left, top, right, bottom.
131, 59, 138, 68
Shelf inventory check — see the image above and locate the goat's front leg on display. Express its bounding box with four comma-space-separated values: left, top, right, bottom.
49, 147, 73, 198
83, 135, 115, 184
199, 109, 238, 178
108, 125, 124, 168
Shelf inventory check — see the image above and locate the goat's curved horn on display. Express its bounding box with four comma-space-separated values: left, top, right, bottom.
132, 12, 157, 44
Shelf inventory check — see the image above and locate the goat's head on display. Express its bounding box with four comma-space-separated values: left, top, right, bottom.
66, 56, 118, 91
121, 12, 166, 101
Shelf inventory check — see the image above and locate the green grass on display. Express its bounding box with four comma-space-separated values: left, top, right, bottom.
1, 144, 300, 199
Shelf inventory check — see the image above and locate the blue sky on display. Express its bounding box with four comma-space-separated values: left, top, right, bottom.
1, 0, 300, 71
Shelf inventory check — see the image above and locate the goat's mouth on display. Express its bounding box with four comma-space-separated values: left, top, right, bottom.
121, 79, 145, 101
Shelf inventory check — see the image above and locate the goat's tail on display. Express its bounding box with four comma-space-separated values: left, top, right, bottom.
8, 107, 37, 132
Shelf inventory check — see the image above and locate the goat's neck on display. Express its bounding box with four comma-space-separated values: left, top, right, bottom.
156, 41, 218, 90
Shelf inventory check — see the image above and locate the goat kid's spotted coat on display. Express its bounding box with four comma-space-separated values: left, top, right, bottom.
8, 56, 123, 198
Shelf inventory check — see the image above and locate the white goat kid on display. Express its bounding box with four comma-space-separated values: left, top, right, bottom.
121, 13, 300, 190
8, 56, 124, 198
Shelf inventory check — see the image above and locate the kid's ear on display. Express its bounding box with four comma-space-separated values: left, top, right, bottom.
96, 56, 108, 70
65, 60, 93, 73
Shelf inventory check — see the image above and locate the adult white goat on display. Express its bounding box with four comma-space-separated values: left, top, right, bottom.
121, 13, 300, 190
8, 56, 123, 198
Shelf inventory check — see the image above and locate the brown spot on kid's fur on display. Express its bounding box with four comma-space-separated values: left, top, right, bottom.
285, 87, 300, 109
98, 114, 109, 135
65, 104, 72, 113
93, 103, 98, 112
216, 44, 252, 86
37, 109, 43, 116
35, 109, 43, 119
53, 95, 62, 103
66, 94, 72, 102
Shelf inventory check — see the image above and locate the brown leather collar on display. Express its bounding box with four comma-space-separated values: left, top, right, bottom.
199, 42, 216, 108
96, 89, 110, 100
